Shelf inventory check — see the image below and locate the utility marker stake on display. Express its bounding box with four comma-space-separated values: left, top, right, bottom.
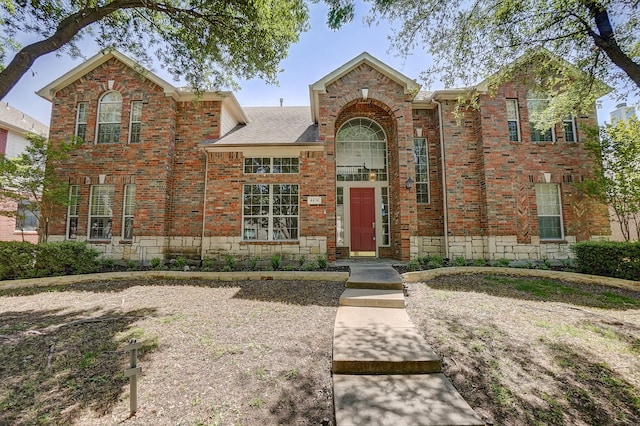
124, 339, 143, 417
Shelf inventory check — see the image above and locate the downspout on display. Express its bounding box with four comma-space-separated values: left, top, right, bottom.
434, 100, 450, 259
201, 149, 209, 261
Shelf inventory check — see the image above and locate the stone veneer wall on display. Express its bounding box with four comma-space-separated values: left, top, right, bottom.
202, 236, 327, 261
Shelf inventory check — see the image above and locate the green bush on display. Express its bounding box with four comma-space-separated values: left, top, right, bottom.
202, 258, 214, 270
150, 257, 165, 270
571, 241, 640, 281
473, 258, 488, 267
0, 241, 36, 280
224, 254, 236, 271
247, 256, 260, 271
317, 255, 328, 269
452, 256, 467, 267
493, 258, 511, 267
174, 256, 187, 270
270, 254, 282, 270
406, 259, 422, 272
426, 255, 444, 269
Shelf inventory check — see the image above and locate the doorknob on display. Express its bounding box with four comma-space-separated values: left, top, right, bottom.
372, 222, 375, 228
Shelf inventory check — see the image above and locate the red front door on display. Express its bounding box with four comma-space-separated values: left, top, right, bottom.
350, 188, 376, 252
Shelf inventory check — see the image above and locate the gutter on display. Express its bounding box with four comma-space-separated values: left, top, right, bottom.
201, 149, 209, 261
434, 100, 450, 259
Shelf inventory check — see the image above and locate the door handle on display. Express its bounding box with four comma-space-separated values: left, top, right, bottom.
372, 222, 375, 228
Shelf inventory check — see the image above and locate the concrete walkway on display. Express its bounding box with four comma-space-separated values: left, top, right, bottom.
332, 263, 484, 426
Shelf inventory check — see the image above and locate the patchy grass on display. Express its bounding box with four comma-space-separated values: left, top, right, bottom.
408, 274, 640, 425
0, 279, 343, 425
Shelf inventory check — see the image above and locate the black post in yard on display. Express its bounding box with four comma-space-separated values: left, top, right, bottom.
124, 339, 143, 417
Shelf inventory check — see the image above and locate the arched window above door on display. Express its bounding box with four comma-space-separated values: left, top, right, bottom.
336, 118, 387, 182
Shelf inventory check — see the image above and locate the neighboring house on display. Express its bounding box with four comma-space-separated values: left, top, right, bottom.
36, 50, 610, 263
609, 102, 637, 124
0, 102, 49, 243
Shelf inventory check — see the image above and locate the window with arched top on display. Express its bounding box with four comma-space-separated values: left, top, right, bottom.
96, 91, 122, 144
336, 118, 388, 181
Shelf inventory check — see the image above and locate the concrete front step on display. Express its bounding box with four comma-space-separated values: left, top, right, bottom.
346, 265, 403, 290
333, 374, 485, 426
339, 288, 405, 308
333, 307, 441, 375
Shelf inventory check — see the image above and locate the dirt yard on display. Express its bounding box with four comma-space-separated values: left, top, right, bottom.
0, 279, 343, 425
406, 274, 640, 425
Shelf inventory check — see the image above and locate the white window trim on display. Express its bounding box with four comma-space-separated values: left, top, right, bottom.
128, 101, 142, 144
563, 115, 577, 143
95, 91, 122, 145
88, 185, 114, 240
506, 99, 521, 142
122, 184, 135, 240
527, 97, 556, 143
243, 157, 299, 174
413, 137, 430, 204
66, 185, 79, 240
536, 183, 565, 241
242, 184, 299, 241
75, 102, 88, 143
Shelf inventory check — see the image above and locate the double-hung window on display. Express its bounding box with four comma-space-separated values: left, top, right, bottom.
527, 95, 554, 143
129, 101, 142, 143
563, 115, 577, 143
15, 201, 38, 232
243, 184, 299, 241
89, 185, 114, 240
122, 184, 135, 240
413, 138, 430, 203
506, 99, 521, 142
535, 183, 563, 240
96, 92, 122, 144
67, 185, 79, 239
75, 102, 88, 143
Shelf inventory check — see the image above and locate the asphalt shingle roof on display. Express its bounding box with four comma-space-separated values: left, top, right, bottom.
210, 106, 317, 145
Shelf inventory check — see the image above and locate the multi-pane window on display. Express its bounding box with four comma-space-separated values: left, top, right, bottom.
75, 102, 88, 143
506, 99, 520, 142
15, 201, 37, 232
67, 185, 79, 239
535, 184, 563, 240
381, 187, 390, 246
96, 92, 122, 144
122, 184, 135, 240
129, 101, 142, 144
563, 115, 577, 143
243, 157, 299, 174
336, 118, 388, 182
89, 185, 114, 240
527, 97, 554, 143
413, 138, 430, 203
242, 184, 298, 241
336, 187, 345, 246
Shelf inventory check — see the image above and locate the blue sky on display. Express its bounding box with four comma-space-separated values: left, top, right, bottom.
2, 2, 632, 126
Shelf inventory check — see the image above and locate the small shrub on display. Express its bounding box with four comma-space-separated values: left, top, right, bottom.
270, 254, 282, 270
0, 241, 36, 280
317, 255, 328, 269
426, 255, 444, 269
473, 258, 488, 267
452, 256, 467, 267
297, 255, 306, 268
101, 258, 115, 270
174, 256, 187, 270
222, 265, 232, 272
224, 254, 236, 270
406, 259, 422, 272
302, 261, 318, 271
494, 258, 511, 267
538, 258, 551, 270
127, 260, 138, 270
248, 256, 260, 271
283, 264, 295, 271
150, 257, 165, 270
202, 258, 214, 270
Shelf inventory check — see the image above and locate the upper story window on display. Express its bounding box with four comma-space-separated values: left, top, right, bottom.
563, 115, 577, 143
96, 92, 122, 144
75, 102, 88, 143
413, 138, 430, 203
527, 94, 554, 143
129, 101, 142, 144
506, 99, 521, 142
244, 157, 299, 174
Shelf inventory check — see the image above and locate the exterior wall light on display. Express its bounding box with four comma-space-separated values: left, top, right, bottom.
406, 176, 414, 190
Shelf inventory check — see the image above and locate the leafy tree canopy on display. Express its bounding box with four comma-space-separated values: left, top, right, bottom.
0, 0, 309, 100
325, 0, 639, 124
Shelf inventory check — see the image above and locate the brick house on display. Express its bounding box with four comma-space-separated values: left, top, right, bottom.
0, 102, 49, 243
37, 50, 610, 263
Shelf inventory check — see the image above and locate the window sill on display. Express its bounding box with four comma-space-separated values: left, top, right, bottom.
88, 239, 112, 244
540, 239, 568, 244
119, 240, 133, 245
14, 231, 37, 235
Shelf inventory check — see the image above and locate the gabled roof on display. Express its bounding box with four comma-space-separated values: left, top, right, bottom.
203, 106, 317, 148
309, 52, 421, 123
0, 101, 49, 136
37, 50, 177, 101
